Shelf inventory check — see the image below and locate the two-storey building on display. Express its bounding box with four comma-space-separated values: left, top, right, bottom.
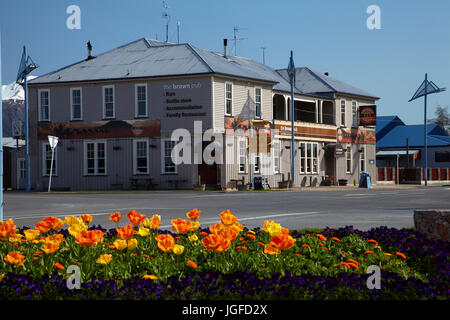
11, 38, 379, 190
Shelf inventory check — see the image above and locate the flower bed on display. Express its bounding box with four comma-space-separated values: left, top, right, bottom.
0, 210, 448, 300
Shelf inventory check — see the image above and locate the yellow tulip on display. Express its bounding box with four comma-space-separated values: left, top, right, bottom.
142, 274, 158, 280
188, 234, 198, 242
24, 229, 40, 242
68, 223, 88, 237
97, 254, 112, 265
113, 239, 127, 250
138, 227, 150, 237
127, 238, 138, 250
265, 221, 282, 237
8, 233, 23, 243
173, 244, 184, 255
65, 216, 83, 227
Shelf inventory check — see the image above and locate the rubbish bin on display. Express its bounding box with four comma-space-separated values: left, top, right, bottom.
253, 176, 263, 190
359, 171, 371, 188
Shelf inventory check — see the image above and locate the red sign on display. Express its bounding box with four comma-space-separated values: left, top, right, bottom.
359, 105, 376, 126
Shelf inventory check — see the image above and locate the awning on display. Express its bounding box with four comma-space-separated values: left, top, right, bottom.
376, 150, 420, 156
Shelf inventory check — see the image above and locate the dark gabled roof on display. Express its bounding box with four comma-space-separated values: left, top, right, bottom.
277, 67, 379, 99
376, 116, 405, 141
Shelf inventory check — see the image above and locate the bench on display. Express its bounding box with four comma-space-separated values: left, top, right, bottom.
168, 179, 188, 189
130, 178, 157, 190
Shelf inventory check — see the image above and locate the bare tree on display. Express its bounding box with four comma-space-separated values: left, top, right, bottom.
428, 105, 449, 134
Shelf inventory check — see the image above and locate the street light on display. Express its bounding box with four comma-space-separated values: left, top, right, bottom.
287, 51, 296, 187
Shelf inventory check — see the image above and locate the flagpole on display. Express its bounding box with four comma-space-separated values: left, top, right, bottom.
0, 29, 4, 220
24, 46, 30, 192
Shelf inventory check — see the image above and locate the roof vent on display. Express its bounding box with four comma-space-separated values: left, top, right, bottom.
324, 72, 329, 76
223, 39, 228, 58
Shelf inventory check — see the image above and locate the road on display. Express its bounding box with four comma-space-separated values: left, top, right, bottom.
3, 186, 450, 231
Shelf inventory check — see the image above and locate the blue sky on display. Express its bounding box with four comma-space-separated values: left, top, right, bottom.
1, 0, 449, 125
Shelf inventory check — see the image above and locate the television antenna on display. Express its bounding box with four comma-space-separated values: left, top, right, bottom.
162, 0, 170, 42
233, 26, 247, 56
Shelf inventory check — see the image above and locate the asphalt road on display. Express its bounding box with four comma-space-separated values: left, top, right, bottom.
2, 186, 450, 231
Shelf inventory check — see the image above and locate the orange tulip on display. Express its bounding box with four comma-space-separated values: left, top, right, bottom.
331, 237, 341, 242
126, 210, 146, 227
35, 220, 52, 234
75, 230, 105, 247
187, 260, 197, 268
54, 263, 64, 270
219, 210, 238, 226
209, 222, 225, 235
116, 225, 135, 240
364, 250, 375, 255
368, 239, 378, 246
0, 219, 17, 238
80, 214, 93, 225
247, 234, 256, 240
201, 234, 222, 251
396, 252, 406, 260
186, 208, 201, 221
144, 215, 162, 230
215, 238, 231, 253
4, 251, 25, 266
264, 243, 281, 255
171, 218, 192, 234
316, 234, 327, 241
301, 244, 310, 248
42, 216, 64, 231
109, 212, 122, 223
155, 234, 175, 253
270, 234, 296, 251
46, 234, 64, 244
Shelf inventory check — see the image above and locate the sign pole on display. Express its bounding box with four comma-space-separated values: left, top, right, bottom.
288, 51, 296, 188
48, 147, 55, 192
423, 73, 428, 186
47, 136, 58, 192
24, 47, 30, 192
0, 29, 3, 221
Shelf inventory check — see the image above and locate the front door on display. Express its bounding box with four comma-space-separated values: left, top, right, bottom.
198, 141, 218, 185
17, 158, 26, 190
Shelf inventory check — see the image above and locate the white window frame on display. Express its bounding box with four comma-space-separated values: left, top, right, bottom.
225, 82, 233, 116
312, 143, 318, 174
300, 142, 318, 174
38, 89, 50, 121
135, 84, 148, 118
352, 101, 358, 127
102, 85, 115, 119
18, 158, 26, 180
360, 146, 366, 172
238, 136, 247, 173
83, 140, 107, 176
42, 142, 57, 177
133, 139, 149, 175
272, 140, 281, 174
70, 87, 83, 121
255, 87, 262, 118
346, 145, 352, 174
161, 139, 177, 174
340, 99, 346, 127
253, 153, 261, 173
299, 142, 306, 174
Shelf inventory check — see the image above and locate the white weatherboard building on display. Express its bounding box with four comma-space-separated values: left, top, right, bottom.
10, 38, 379, 191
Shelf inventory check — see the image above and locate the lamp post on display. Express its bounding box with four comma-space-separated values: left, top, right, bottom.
409, 74, 445, 186
287, 51, 296, 187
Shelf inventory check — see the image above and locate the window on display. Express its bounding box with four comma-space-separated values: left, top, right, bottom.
346, 146, 352, 173
238, 137, 247, 173
39, 89, 50, 121
225, 83, 232, 115
300, 142, 306, 173
435, 151, 450, 162
360, 147, 366, 172
71, 88, 82, 120
299, 142, 319, 174
352, 101, 357, 127
254, 153, 261, 173
103, 86, 115, 119
273, 140, 281, 173
340, 100, 346, 127
255, 87, 262, 118
134, 140, 149, 174
42, 143, 57, 176
162, 140, 177, 173
135, 84, 147, 117
84, 141, 106, 175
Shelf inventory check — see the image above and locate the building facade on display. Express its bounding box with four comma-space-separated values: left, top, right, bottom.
11, 38, 379, 191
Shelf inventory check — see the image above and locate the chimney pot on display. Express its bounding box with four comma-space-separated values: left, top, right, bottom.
223, 39, 228, 58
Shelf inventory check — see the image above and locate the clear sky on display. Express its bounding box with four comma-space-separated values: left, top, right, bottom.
1, 0, 449, 125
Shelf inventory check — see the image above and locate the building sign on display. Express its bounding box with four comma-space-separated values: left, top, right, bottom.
37, 120, 160, 140
359, 105, 376, 126
164, 82, 207, 118
224, 117, 271, 135
337, 127, 376, 145
335, 144, 345, 157
273, 122, 336, 141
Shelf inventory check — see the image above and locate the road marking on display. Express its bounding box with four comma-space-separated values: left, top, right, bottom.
344, 193, 377, 197
159, 211, 319, 229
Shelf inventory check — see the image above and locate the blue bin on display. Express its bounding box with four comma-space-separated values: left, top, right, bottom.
359, 171, 371, 188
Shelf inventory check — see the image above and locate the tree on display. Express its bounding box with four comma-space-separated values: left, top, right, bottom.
428, 105, 449, 134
